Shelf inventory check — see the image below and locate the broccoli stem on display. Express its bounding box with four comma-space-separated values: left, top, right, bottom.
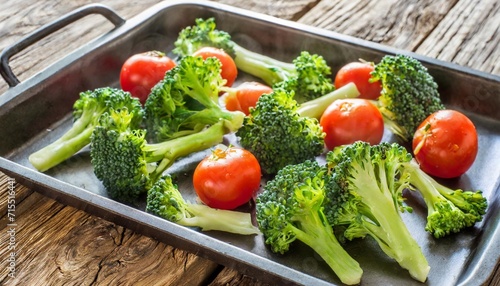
28, 109, 96, 172
405, 160, 444, 209
354, 164, 430, 283
179, 203, 260, 235
292, 210, 362, 285
297, 82, 360, 119
233, 44, 296, 86
406, 158, 471, 208
145, 121, 227, 180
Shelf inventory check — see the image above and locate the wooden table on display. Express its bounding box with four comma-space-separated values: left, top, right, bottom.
0, 0, 498, 285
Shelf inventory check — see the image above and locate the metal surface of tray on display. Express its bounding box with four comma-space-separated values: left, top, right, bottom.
1, 1, 499, 285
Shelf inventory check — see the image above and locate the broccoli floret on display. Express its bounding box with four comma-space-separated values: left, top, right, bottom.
324, 142, 430, 283
90, 108, 228, 203
236, 88, 324, 175
370, 54, 445, 141
256, 160, 363, 285
236, 83, 359, 175
29, 87, 143, 172
144, 55, 244, 142
402, 159, 488, 238
146, 175, 260, 235
173, 18, 335, 103
296, 82, 360, 119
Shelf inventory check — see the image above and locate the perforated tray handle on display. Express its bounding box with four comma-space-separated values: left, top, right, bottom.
0, 3, 125, 87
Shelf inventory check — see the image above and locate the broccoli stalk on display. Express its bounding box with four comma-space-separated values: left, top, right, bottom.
29, 87, 143, 172
144, 55, 245, 142
403, 159, 487, 238
236, 84, 359, 175
90, 108, 229, 203
146, 175, 260, 235
370, 54, 445, 141
173, 18, 335, 102
296, 82, 360, 119
256, 160, 363, 285
232, 44, 295, 85
324, 142, 430, 283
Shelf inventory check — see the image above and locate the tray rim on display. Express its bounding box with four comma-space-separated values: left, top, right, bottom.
0, 1, 499, 285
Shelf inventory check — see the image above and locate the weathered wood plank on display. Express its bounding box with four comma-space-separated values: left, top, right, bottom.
298, 0, 458, 50
298, 0, 499, 76
208, 267, 270, 286
93, 230, 219, 286
0, 174, 33, 222
415, 0, 500, 75
215, 0, 319, 20
0, 190, 219, 285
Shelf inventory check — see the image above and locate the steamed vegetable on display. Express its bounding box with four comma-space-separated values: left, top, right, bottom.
237, 83, 360, 175
324, 142, 430, 282
144, 55, 244, 142
173, 18, 335, 103
147, 174, 260, 235
256, 160, 363, 285
90, 108, 229, 203
29, 87, 143, 172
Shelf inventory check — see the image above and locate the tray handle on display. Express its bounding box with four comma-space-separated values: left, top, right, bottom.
0, 4, 125, 87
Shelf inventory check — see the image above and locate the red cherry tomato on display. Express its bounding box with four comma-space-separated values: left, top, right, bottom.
120, 51, 176, 104
224, 82, 273, 115
412, 110, 478, 178
193, 146, 261, 210
193, 47, 238, 87
320, 98, 384, 150
334, 62, 382, 100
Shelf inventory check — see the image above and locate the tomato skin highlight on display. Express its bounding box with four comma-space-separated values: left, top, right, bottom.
120, 51, 176, 104
412, 109, 478, 178
193, 47, 238, 87
320, 98, 384, 150
224, 82, 273, 115
193, 147, 261, 210
334, 62, 382, 100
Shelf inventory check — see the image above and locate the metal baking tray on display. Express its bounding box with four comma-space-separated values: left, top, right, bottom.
1, 1, 499, 285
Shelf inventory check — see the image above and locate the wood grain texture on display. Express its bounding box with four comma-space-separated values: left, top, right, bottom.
215, 0, 319, 20
298, 0, 499, 75
0, 176, 33, 223
415, 0, 500, 75
0, 191, 220, 285
298, 0, 458, 50
208, 267, 269, 286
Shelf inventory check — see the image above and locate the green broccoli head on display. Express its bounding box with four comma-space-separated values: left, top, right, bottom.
173, 17, 235, 58
236, 88, 325, 175
91, 108, 153, 203
29, 87, 143, 172
144, 55, 244, 142
72, 87, 144, 126
145, 174, 190, 221
256, 160, 363, 285
371, 54, 445, 141
256, 160, 324, 254
403, 159, 488, 238
324, 142, 430, 283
